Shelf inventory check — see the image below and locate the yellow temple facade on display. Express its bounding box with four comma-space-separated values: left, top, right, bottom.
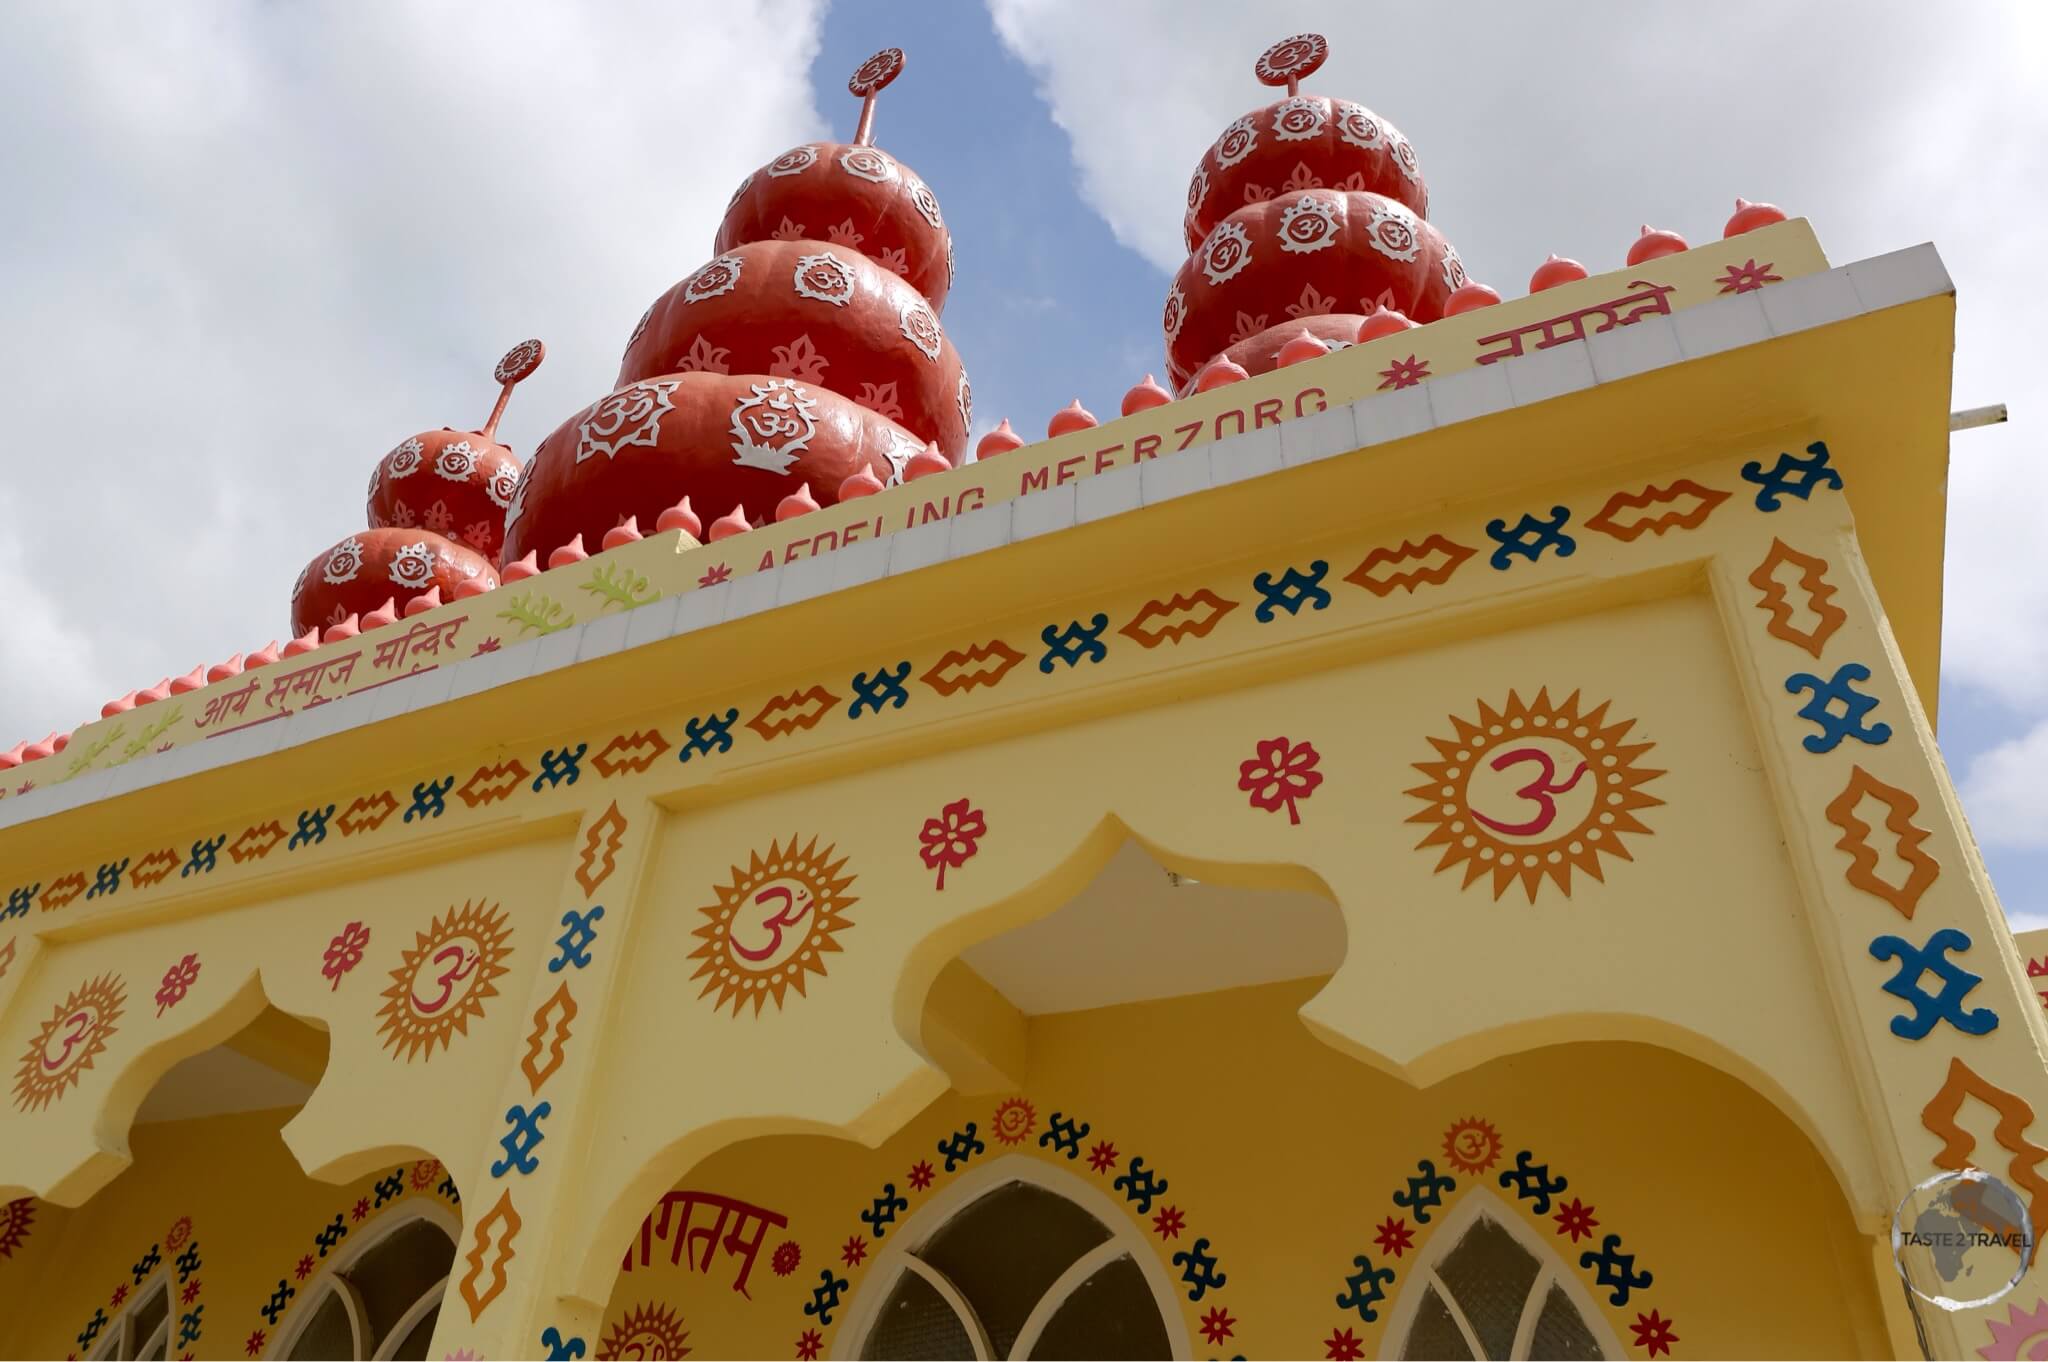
0, 113, 2043, 1362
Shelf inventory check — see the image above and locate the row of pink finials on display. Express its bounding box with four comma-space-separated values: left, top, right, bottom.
0, 201, 1785, 775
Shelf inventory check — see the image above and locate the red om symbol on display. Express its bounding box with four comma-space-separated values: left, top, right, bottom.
411, 944, 480, 1015
730, 884, 813, 964
1471, 747, 1590, 838
41, 1009, 94, 1072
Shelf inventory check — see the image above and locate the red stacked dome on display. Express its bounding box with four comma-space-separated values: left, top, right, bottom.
1163, 35, 1466, 392
504, 48, 970, 564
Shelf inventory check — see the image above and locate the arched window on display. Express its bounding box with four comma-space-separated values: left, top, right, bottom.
837, 1157, 1187, 1360
87, 1277, 172, 1360
271, 1202, 459, 1361
1381, 1190, 1623, 1361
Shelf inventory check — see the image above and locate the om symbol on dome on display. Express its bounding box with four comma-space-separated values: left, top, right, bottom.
1334, 102, 1383, 152
1278, 195, 1341, 255
493, 338, 545, 385
1366, 204, 1421, 263
908, 176, 944, 230
1201, 221, 1253, 286
579, 381, 679, 464
729, 378, 819, 476
323, 536, 365, 586
899, 298, 943, 362
1162, 284, 1187, 344
435, 440, 478, 482
767, 145, 819, 178
683, 254, 745, 305
838, 147, 899, 185
387, 541, 435, 590
1272, 96, 1327, 142
793, 252, 855, 307
1255, 32, 1328, 86
848, 47, 905, 97
386, 436, 425, 480
1441, 244, 1469, 295
1392, 134, 1422, 182
1214, 115, 1259, 169
484, 463, 518, 510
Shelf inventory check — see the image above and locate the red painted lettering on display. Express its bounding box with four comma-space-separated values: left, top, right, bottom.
842, 520, 866, 546
782, 539, 807, 565
1094, 445, 1123, 474
1021, 465, 1051, 494
1055, 454, 1087, 486
1253, 398, 1283, 428
955, 485, 986, 513
1294, 386, 1328, 417
1134, 433, 1162, 460
807, 530, 838, 556
1173, 422, 1202, 451
919, 497, 951, 524
757, 549, 776, 573
1214, 408, 1246, 439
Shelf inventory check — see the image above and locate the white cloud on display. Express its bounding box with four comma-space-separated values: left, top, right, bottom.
1962, 718, 2048, 849
0, 2, 827, 743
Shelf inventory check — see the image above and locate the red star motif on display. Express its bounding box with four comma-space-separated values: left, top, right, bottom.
907, 1160, 935, 1191
181, 1280, 202, 1305
351, 1198, 369, 1222
472, 637, 502, 656
697, 562, 733, 588
1151, 1205, 1186, 1239
16, 782, 34, 795
1325, 1326, 1365, 1360
1372, 1215, 1414, 1258
1714, 258, 1781, 294
1086, 1140, 1119, 1173
294, 1253, 315, 1280
244, 1330, 266, 1358
1199, 1307, 1236, 1346
110, 1283, 128, 1308
1552, 1197, 1600, 1243
1630, 1309, 1679, 1357
794, 1328, 824, 1360
1377, 354, 1429, 390
841, 1235, 867, 1268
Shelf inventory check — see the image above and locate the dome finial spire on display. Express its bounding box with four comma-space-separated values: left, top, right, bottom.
481, 339, 545, 441
848, 47, 906, 147
1254, 32, 1327, 98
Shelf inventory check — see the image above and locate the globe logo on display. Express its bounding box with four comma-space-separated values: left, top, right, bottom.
1891, 1168, 2034, 1311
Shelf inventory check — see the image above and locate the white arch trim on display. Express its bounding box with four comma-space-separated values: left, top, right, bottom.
266, 1197, 461, 1361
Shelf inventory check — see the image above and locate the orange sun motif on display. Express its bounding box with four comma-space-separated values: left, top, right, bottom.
598, 1302, 691, 1360
688, 838, 857, 1017
1406, 689, 1663, 902
992, 1097, 1038, 1145
1442, 1117, 1504, 1175
14, 973, 126, 1112
375, 901, 514, 1062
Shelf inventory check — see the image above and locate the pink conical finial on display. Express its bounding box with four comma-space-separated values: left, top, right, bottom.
23, 734, 57, 762
548, 534, 589, 570
1048, 399, 1098, 438
1122, 375, 1174, 415
1254, 32, 1328, 98
840, 468, 886, 500
501, 550, 541, 583
708, 505, 752, 541
906, 443, 951, 481
169, 665, 208, 695
1357, 306, 1418, 342
776, 484, 820, 521
1444, 282, 1503, 317
281, 630, 320, 659
848, 47, 906, 146
137, 677, 173, 705
102, 691, 139, 719
1529, 255, 1589, 293
1277, 330, 1329, 367
205, 654, 245, 684
656, 496, 702, 538
480, 339, 545, 441
1724, 198, 1788, 238
247, 641, 281, 669
0, 741, 23, 769
323, 613, 361, 645
977, 419, 1024, 458
1194, 356, 1250, 392
403, 586, 444, 618
1627, 224, 1688, 265
361, 598, 399, 631
602, 516, 644, 551
52, 731, 70, 754
451, 574, 493, 600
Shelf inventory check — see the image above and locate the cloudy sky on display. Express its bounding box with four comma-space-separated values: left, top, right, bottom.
2, 4, 2043, 921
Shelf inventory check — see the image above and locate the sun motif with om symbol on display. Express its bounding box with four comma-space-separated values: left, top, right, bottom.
597, 1301, 691, 1360
688, 839, 857, 1017
14, 973, 125, 1112
375, 901, 514, 1062
1441, 1116, 1504, 1175
1406, 689, 1663, 902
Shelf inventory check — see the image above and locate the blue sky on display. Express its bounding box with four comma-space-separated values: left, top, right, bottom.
0, 3, 2043, 924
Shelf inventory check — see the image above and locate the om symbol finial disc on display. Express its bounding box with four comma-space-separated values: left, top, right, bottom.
494, 338, 545, 386
1255, 33, 1328, 87
849, 47, 906, 97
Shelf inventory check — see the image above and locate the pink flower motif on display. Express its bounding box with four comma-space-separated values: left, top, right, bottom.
919, 799, 987, 890
322, 921, 371, 990
1377, 354, 1429, 390
155, 954, 201, 1017
471, 637, 501, 656
1238, 736, 1323, 824
1715, 258, 1781, 294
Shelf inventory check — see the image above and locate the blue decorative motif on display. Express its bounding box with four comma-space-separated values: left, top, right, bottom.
1784, 663, 1891, 754
78, 1309, 107, 1350
132, 1244, 162, 1283
1252, 561, 1332, 621
860, 1183, 909, 1239
1335, 1256, 1396, 1322
373, 1169, 406, 1207
1172, 1237, 1227, 1301
533, 744, 587, 791
1741, 440, 1842, 511
1578, 1233, 1653, 1305
1039, 614, 1110, 672
541, 1326, 586, 1359
260, 1280, 295, 1326
1040, 1112, 1091, 1160
1498, 1151, 1568, 1214
405, 776, 454, 823
288, 804, 336, 850
491, 1102, 552, 1177
176, 1243, 202, 1282
177, 1306, 203, 1347
679, 709, 740, 762
937, 1123, 986, 1172
1870, 929, 1998, 1040
182, 835, 226, 877
550, 906, 605, 973
1392, 1160, 1456, 1223
2, 883, 33, 919
1114, 1157, 1170, 1214
804, 1269, 850, 1326
1486, 506, 1575, 569
313, 1214, 347, 1257
438, 1173, 462, 1205
848, 661, 913, 719
87, 859, 129, 900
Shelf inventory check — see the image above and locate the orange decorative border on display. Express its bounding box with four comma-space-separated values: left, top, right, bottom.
1344, 535, 1476, 598
521, 982, 578, 1096
1921, 1057, 2048, 1265
575, 802, 630, 898
1120, 591, 1239, 648
1582, 479, 1730, 542
1746, 538, 1846, 659
1822, 765, 1939, 919
459, 1189, 523, 1321
593, 730, 671, 778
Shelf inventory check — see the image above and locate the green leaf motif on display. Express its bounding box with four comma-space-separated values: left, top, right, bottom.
580, 561, 661, 613
116, 705, 186, 765
65, 721, 128, 777
498, 591, 571, 637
